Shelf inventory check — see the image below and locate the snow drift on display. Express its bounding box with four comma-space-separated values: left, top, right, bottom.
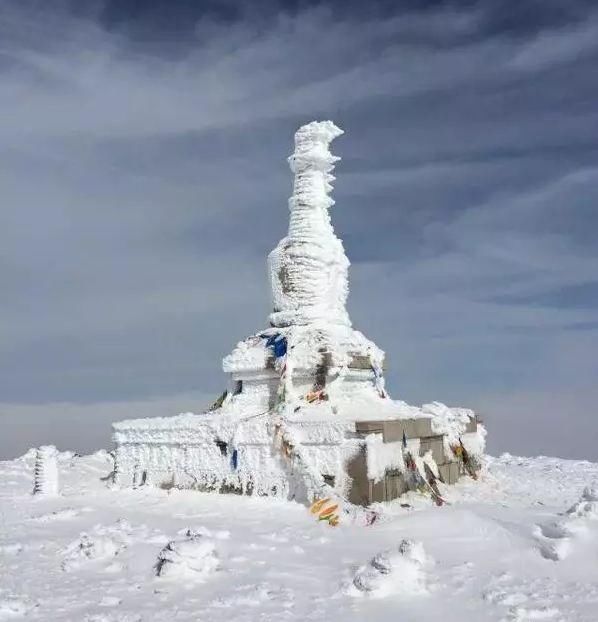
349, 539, 430, 598
155, 534, 220, 581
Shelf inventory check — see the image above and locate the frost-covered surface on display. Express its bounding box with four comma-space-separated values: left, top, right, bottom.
426, 401, 487, 456
223, 324, 384, 374
111, 120, 484, 504
365, 435, 406, 482
111, 396, 484, 499
32, 446, 58, 496
111, 398, 481, 501
2, 450, 598, 621
268, 121, 349, 328
113, 394, 438, 432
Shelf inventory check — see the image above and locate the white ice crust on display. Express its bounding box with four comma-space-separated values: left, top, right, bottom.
268, 121, 349, 328
111, 120, 485, 502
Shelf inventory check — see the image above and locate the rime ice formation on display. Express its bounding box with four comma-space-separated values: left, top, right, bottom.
155, 535, 219, 580
32, 445, 59, 496
112, 121, 486, 509
269, 121, 349, 328
534, 481, 598, 561
567, 482, 598, 519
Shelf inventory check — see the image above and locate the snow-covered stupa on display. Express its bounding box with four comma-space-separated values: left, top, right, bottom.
113, 121, 485, 506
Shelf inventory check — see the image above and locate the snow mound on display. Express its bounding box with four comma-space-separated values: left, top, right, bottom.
535, 481, 598, 561
155, 534, 219, 580
349, 539, 430, 598
566, 481, 598, 519
61, 534, 123, 571
535, 522, 574, 562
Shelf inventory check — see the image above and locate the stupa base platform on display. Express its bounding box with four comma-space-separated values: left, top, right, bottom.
113, 404, 483, 506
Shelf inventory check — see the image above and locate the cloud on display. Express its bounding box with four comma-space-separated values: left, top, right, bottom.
508, 14, 598, 70
0, 0, 597, 459
2, 3, 597, 141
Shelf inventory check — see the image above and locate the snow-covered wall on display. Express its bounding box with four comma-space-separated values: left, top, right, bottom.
113, 412, 361, 501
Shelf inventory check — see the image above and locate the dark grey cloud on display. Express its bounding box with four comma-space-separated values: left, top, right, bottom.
1, 0, 597, 459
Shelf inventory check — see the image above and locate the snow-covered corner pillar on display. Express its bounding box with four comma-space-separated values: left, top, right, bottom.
268, 121, 351, 328
110, 449, 123, 488
32, 445, 59, 496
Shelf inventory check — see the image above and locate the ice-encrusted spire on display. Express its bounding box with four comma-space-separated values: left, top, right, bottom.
268, 121, 350, 328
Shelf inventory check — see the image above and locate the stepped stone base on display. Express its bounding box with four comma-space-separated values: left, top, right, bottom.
355, 418, 433, 441
349, 415, 477, 505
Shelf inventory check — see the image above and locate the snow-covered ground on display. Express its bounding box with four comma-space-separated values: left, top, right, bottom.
1, 450, 598, 621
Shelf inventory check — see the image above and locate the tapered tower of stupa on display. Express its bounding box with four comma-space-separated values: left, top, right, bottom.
268, 121, 350, 328
222, 120, 385, 394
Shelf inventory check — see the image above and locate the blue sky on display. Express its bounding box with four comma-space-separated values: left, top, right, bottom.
1, 0, 597, 459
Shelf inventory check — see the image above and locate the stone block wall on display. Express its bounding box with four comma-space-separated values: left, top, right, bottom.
349, 415, 478, 504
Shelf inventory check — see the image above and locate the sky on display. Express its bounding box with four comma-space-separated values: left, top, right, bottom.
1, 0, 597, 460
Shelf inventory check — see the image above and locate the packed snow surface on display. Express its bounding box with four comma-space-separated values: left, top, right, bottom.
2, 450, 598, 621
